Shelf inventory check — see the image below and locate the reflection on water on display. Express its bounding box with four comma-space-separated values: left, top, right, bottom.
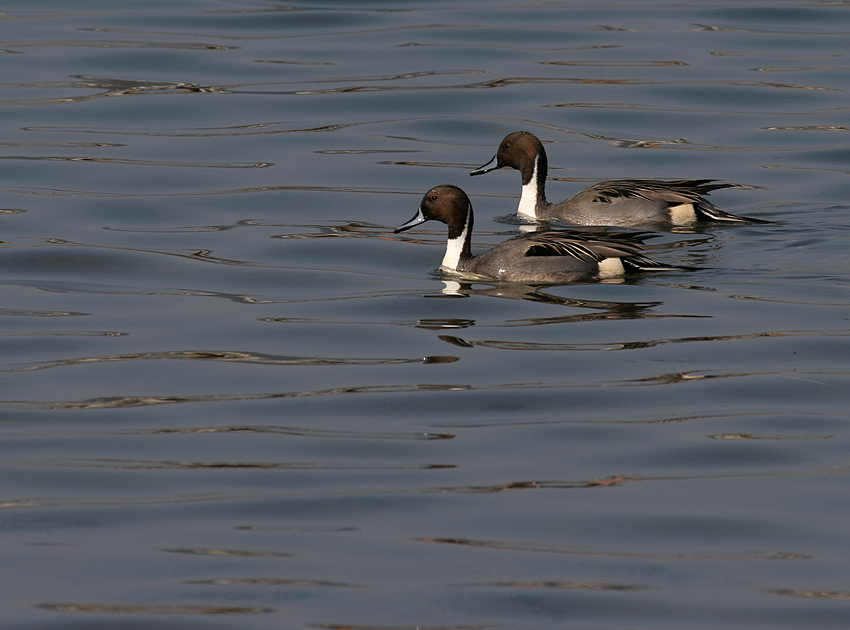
187, 577, 353, 586
419, 537, 812, 561
0, 76, 230, 106
163, 548, 291, 557
0, 154, 272, 168
39, 603, 274, 615
30, 459, 455, 471
3, 349, 457, 372
4, 368, 843, 410
772, 589, 850, 601
3, 2, 850, 629
438, 328, 849, 352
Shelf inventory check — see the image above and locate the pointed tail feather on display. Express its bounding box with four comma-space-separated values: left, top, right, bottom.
695, 200, 772, 224
622, 255, 703, 273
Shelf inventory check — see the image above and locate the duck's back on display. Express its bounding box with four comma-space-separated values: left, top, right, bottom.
461, 232, 630, 283
547, 192, 677, 227
542, 179, 736, 227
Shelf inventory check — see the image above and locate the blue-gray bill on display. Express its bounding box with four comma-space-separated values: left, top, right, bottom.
469, 155, 501, 176
394, 208, 428, 233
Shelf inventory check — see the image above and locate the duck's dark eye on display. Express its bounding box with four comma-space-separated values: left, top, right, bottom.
430, 195, 438, 201
503, 142, 511, 149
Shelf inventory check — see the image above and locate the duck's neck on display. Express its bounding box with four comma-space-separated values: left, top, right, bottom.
517, 151, 548, 220
441, 203, 474, 271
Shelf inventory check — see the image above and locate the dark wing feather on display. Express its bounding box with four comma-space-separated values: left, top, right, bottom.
588, 179, 738, 204
523, 230, 647, 261
525, 240, 603, 261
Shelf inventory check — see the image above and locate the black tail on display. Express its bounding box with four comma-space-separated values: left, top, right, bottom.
622, 255, 702, 273
695, 200, 772, 224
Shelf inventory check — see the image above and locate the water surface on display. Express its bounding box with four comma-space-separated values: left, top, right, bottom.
2, 2, 850, 629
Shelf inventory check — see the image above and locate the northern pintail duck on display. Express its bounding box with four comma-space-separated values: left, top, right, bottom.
394, 185, 695, 284
470, 131, 769, 227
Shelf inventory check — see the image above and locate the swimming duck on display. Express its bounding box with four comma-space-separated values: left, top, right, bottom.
394, 185, 696, 284
470, 131, 769, 227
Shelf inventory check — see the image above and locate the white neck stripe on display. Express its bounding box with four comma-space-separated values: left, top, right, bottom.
441, 235, 465, 270
517, 158, 539, 220
441, 203, 471, 271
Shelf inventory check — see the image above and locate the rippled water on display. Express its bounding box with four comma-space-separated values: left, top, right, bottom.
2, 2, 850, 629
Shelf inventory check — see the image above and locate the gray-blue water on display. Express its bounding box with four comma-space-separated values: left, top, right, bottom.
2, 2, 849, 628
